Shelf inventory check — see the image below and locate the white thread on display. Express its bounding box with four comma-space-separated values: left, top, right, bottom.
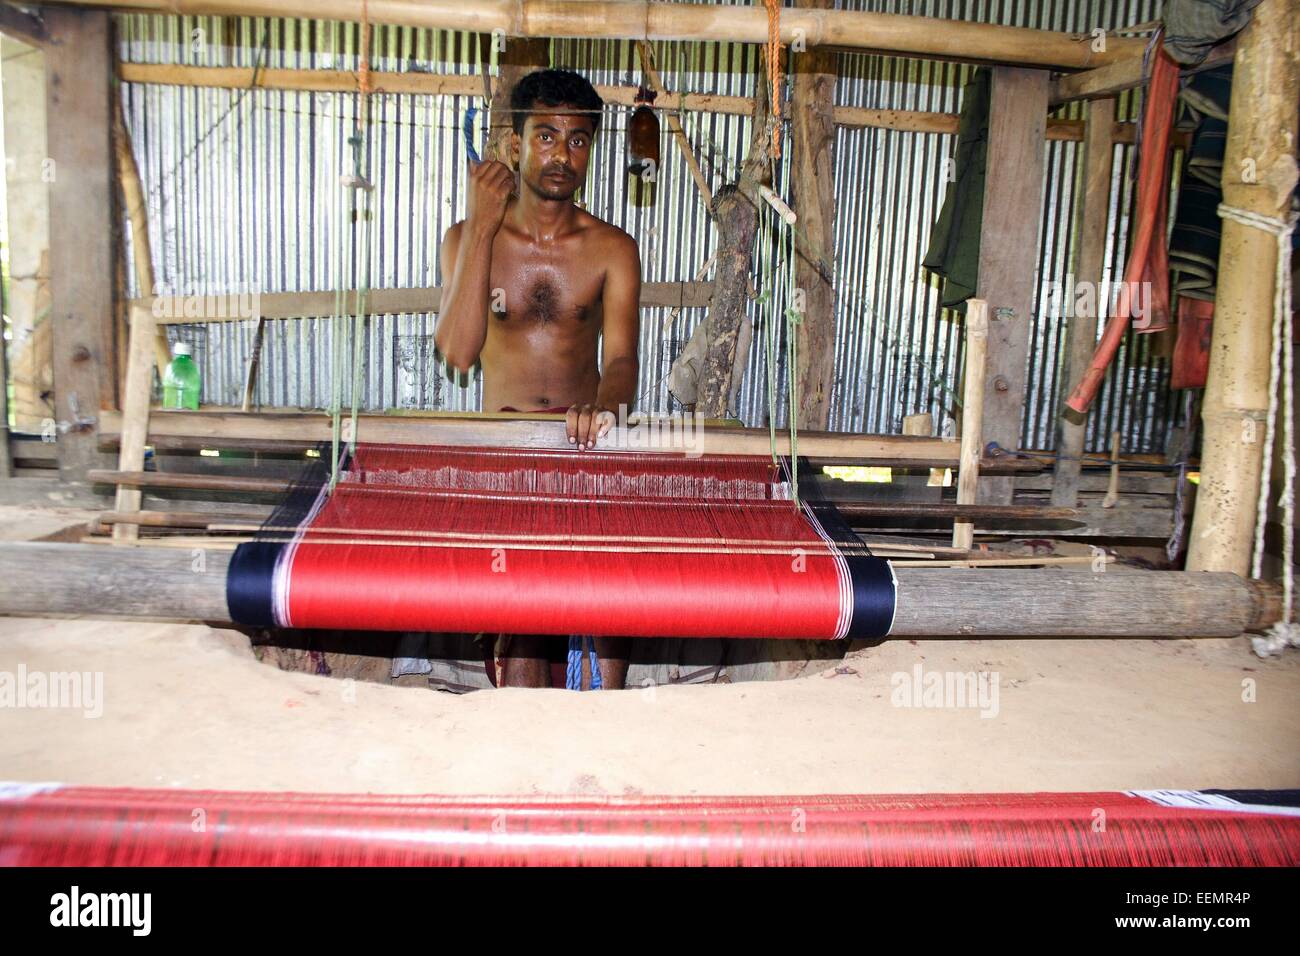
1217, 202, 1297, 655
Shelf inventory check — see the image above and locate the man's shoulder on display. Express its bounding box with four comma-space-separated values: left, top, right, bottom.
577, 211, 638, 259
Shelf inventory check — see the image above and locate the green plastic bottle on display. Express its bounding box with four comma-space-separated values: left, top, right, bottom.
162, 342, 201, 410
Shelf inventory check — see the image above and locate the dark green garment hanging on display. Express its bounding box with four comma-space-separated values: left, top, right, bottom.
922, 67, 991, 314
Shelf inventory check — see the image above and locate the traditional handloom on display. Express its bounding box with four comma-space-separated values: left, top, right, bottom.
226, 443, 896, 639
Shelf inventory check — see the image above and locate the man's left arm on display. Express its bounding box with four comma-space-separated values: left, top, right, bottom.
569, 233, 641, 449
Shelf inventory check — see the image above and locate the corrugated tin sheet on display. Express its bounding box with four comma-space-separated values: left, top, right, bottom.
117, 0, 1177, 454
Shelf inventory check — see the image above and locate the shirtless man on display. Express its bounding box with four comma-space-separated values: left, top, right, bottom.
435, 69, 640, 690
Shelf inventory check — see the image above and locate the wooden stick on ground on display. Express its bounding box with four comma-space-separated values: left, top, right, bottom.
953, 299, 989, 549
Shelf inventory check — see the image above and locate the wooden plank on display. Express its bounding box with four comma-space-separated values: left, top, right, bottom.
117, 62, 1135, 143
953, 300, 988, 548
97, 408, 964, 462
792, 0, 838, 430
1052, 97, 1116, 508
0, 542, 1277, 637
44, 8, 115, 480
975, 67, 1050, 506
133, 282, 711, 326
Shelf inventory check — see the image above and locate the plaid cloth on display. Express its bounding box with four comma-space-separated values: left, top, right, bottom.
1162, 0, 1263, 65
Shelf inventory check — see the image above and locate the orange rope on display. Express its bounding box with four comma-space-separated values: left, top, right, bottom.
764, 0, 783, 159
359, 0, 372, 127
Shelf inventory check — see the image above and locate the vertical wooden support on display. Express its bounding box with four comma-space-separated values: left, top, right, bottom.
975, 67, 1050, 505
1188, 0, 1299, 574
44, 8, 115, 481
953, 299, 989, 550
791, 0, 838, 430
485, 36, 549, 166
0, 274, 11, 479
112, 305, 157, 541
1053, 97, 1116, 508
113, 96, 171, 373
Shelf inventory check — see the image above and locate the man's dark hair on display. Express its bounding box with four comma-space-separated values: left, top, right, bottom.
510, 69, 603, 136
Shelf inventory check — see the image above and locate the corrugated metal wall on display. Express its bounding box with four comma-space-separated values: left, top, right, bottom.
117, 0, 1178, 454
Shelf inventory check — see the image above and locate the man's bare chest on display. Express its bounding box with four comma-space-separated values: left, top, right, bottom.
487, 246, 605, 328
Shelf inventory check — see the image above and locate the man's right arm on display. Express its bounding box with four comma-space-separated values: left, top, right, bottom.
434, 160, 512, 374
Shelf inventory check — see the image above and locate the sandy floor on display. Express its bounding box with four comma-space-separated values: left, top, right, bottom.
0, 615, 1296, 796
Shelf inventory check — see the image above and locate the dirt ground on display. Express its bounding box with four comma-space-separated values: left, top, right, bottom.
0, 503, 1296, 796
0, 615, 1296, 796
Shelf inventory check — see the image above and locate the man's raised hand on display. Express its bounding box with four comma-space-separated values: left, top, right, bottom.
466, 159, 514, 235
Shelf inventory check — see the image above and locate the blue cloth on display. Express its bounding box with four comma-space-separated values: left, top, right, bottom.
566, 636, 602, 691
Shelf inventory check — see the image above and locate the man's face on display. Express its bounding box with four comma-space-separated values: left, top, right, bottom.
512, 109, 595, 201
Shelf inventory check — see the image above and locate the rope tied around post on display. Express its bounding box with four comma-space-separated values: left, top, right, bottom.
1216, 202, 1299, 657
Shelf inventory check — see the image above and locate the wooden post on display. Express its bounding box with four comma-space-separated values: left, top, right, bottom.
953, 299, 989, 549
0, 269, 11, 479
485, 36, 549, 166
791, 0, 838, 430
1053, 97, 1116, 508
1188, 0, 1299, 575
44, 8, 116, 481
975, 67, 1050, 505
111, 306, 158, 541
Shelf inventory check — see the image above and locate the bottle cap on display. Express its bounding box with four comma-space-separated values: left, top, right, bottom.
172, 342, 192, 358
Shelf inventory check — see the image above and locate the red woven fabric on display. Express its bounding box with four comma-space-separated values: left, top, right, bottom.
278, 445, 851, 638
3, 787, 1296, 866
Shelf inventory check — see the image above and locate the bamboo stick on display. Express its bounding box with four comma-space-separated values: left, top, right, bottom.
636, 41, 712, 212
953, 299, 988, 549
112, 96, 172, 373
1187, 0, 1299, 575
116, 62, 1138, 144
48, 1, 1142, 70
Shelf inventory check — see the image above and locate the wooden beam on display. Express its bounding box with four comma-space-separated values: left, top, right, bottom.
1052, 98, 1116, 508
975, 67, 1050, 506
44, 1, 1143, 70
110, 308, 158, 540
97, 408, 964, 462
131, 282, 711, 326
1051, 35, 1239, 105
0, 542, 1278, 637
117, 62, 1136, 144
1188, 0, 1299, 575
44, 7, 115, 480
0, 4, 51, 49
791, 0, 837, 431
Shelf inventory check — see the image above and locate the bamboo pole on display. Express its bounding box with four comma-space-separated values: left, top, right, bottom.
953, 299, 988, 549
0, 542, 1279, 637
116, 62, 1139, 144
1187, 0, 1299, 575
110, 308, 159, 541
112, 96, 172, 373
47, 1, 1141, 70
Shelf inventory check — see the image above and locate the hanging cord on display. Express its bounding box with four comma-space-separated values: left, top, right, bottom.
764, 0, 784, 160
330, 1, 376, 490
1216, 202, 1298, 657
